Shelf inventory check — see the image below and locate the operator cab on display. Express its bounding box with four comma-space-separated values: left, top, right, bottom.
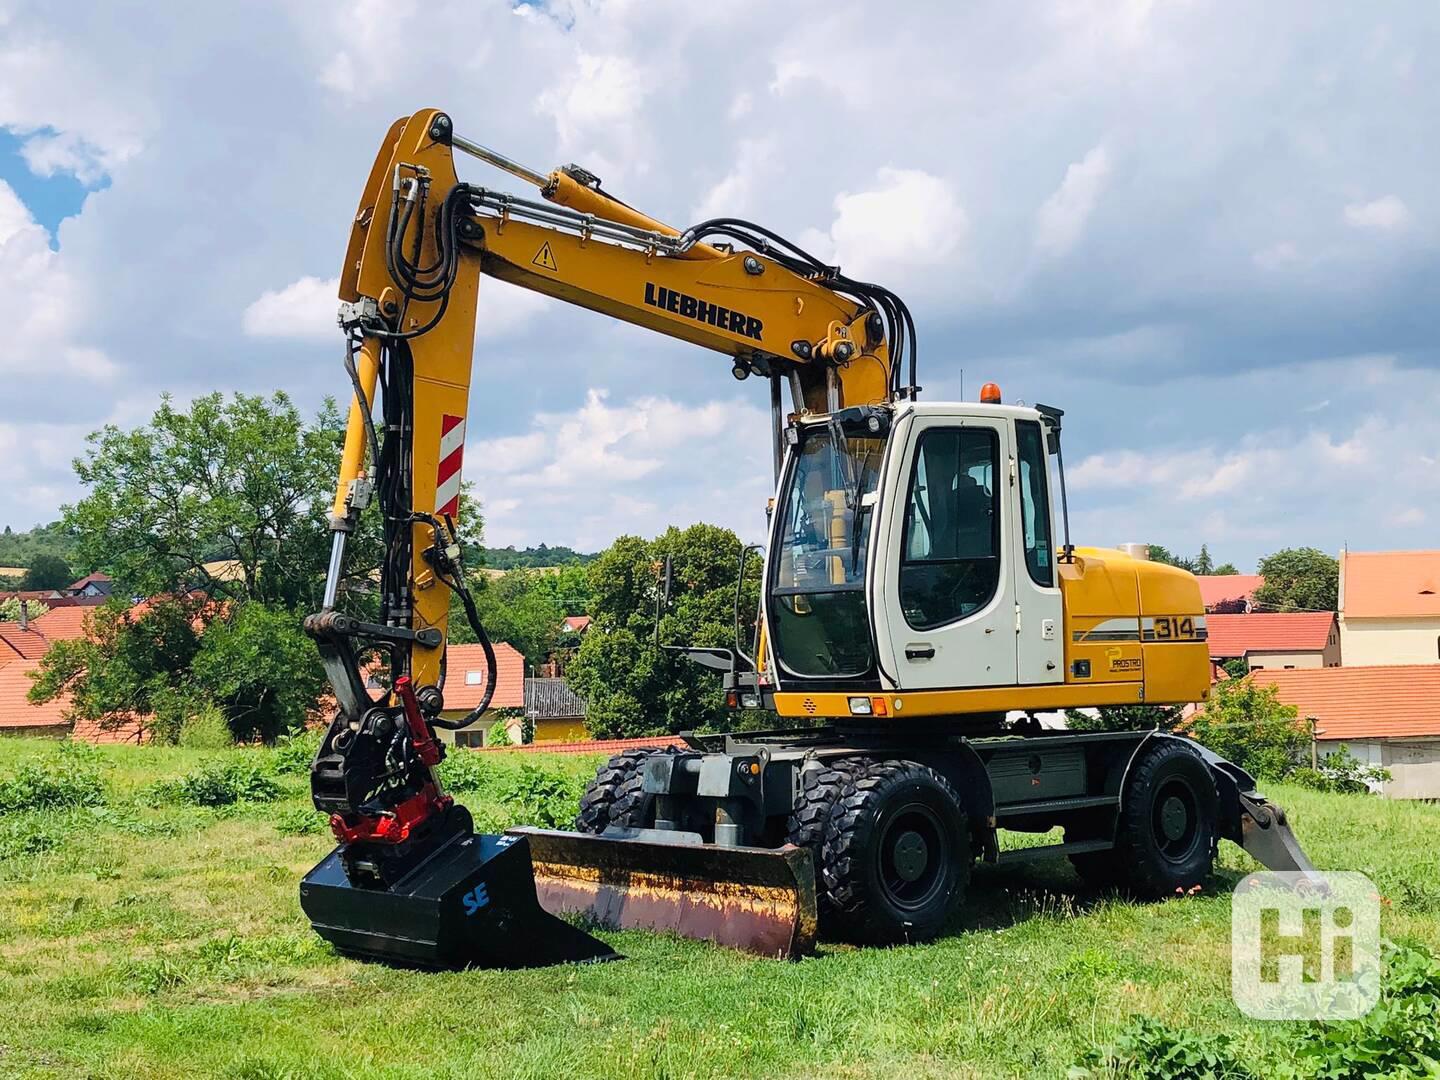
765, 395, 1066, 694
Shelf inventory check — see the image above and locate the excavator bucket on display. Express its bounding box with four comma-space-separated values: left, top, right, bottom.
300, 831, 618, 969
512, 828, 818, 959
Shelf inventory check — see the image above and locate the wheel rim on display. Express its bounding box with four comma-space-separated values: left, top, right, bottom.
1150, 776, 1201, 863
876, 802, 949, 911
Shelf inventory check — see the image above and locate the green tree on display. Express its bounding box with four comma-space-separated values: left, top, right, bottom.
63, 392, 360, 609
1253, 547, 1338, 612
1189, 677, 1305, 781
1213, 562, 1240, 576
449, 568, 566, 667
0, 597, 49, 622
1194, 545, 1214, 575
1064, 704, 1183, 733
22, 554, 73, 591
567, 524, 757, 738
1147, 545, 1197, 572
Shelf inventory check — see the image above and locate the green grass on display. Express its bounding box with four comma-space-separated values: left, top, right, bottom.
0, 737, 1435, 1079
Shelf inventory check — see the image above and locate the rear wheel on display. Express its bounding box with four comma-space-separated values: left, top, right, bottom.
1070, 739, 1219, 897
574, 747, 677, 833
819, 759, 970, 945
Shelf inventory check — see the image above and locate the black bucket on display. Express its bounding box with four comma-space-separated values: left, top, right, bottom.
300, 831, 618, 969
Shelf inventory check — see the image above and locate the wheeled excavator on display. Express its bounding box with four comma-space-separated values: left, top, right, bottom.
299, 108, 1316, 966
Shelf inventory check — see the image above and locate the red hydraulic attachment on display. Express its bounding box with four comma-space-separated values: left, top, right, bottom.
329, 676, 451, 845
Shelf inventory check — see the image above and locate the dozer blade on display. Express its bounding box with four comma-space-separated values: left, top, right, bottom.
300, 831, 618, 969
512, 827, 818, 959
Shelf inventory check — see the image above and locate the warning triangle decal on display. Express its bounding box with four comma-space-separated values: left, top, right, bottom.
532, 241, 558, 272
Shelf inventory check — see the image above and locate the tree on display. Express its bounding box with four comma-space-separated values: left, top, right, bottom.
1253, 547, 1338, 612
22, 554, 73, 591
0, 597, 49, 622
1213, 562, 1240, 576
1194, 545, 1214, 576
450, 568, 566, 667
1189, 677, 1305, 781
1147, 545, 1196, 572
1064, 705, 1183, 733
62, 392, 360, 610
567, 524, 758, 738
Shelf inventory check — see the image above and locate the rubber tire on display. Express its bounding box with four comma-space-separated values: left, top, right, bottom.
1070, 739, 1219, 898
785, 758, 863, 916
574, 747, 677, 833
819, 759, 971, 945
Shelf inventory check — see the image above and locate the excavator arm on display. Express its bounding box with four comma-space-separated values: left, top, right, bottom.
300, 108, 914, 967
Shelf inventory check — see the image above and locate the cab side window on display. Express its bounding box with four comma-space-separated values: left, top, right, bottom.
1015, 419, 1054, 588
900, 427, 1001, 629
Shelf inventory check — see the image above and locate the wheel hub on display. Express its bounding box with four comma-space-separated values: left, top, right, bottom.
1159, 794, 1189, 842
892, 830, 929, 882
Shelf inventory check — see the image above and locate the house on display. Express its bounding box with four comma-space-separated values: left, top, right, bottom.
436, 641, 526, 748
1339, 550, 1440, 666
67, 572, 113, 598
561, 615, 592, 636
0, 658, 71, 738
1206, 612, 1340, 674
1251, 665, 1440, 799
524, 677, 588, 743
1195, 574, 1264, 613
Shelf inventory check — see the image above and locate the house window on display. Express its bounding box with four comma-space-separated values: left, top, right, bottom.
456, 731, 484, 748
465, 670, 484, 685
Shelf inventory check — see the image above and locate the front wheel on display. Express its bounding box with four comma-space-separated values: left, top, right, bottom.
819, 760, 970, 945
1073, 738, 1219, 898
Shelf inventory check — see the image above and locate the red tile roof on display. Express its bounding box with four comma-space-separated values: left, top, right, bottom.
1251, 665, 1440, 740
477, 735, 683, 755
67, 572, 111, 591
1205, 612, 1336, 659
442, 642, 525, 711
1341, 550, 1440, 618
0, 624, 52, 660
1195, 574, 1264, 611
31, 605, 94, 642
562, 615, 592, 634
0, 659, 70, 731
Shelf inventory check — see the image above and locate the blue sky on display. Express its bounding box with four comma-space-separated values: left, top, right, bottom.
0, 1, 1436, 571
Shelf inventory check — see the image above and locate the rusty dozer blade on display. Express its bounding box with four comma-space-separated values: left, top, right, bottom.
300, 831, 618, 969
511, 827, 818, 959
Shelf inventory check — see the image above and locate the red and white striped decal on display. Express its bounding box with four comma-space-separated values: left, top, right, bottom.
436, 414, 465, 518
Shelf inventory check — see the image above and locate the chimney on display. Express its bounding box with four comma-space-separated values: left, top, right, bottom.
18, 599, 28, 630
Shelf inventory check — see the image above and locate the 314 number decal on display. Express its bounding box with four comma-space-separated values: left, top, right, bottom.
1152, 616, 1198, 640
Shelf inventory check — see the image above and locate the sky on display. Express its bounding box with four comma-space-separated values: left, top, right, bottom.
0, 0, 1436, 571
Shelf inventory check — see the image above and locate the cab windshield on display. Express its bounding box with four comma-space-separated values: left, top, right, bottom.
770, 424, 886, 679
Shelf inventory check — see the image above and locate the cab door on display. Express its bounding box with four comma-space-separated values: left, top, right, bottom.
874, 413, 1018, 690
1012, 418, 1065, 684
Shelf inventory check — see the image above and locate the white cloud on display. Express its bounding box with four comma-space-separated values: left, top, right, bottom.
1034, 145, 1112, 258
691, 138, 776, 221
242, 274, 547, 342
1252, 241, 1299, 270
1343, 195, 1411, 230
802, 168, 967, 285
535, 52, 652, 181
0, 179, 114, 378
467, 389, 771, 550
242, 275, 337, 340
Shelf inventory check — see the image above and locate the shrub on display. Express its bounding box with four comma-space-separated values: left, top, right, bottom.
271, 729, 324, 776
487, 719, 513, 747
1065, 705, 1183, 733
178, 705, 234, 750
1294, 942, 1440, 1078
436, 746, 488, 792
1189, 678, 1305, 781
272, 806, 328, 837
0, 747, 106, 814
493, 763, 586, 828
1074, 1017, 1254, 1079
1287, 744, 1391, 794
155, 758, 282, 806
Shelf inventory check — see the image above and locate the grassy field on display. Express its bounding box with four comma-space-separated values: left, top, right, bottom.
0, 736, 1435, 1079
